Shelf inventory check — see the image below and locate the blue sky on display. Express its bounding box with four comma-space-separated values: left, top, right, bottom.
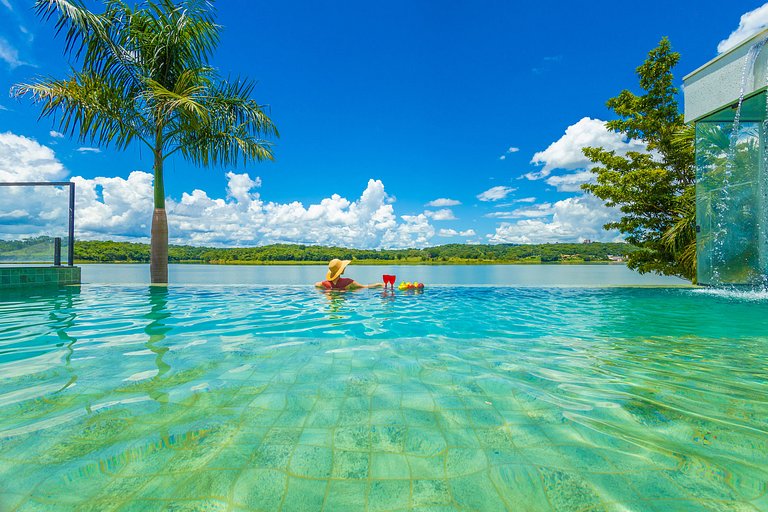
1, 1, 767, 247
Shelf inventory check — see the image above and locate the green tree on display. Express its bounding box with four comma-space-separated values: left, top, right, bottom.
582, 38, 695, 280
12, 0, 277, 283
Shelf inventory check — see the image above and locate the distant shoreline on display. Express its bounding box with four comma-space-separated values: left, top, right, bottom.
2, 239, 635, 266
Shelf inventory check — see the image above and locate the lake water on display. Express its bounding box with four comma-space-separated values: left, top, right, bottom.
1, 266, 766, 511
79, 263, 689, 287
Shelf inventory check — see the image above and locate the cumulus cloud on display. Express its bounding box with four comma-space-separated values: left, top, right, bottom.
477, 185, 516, 202
0, 132, 438, 248
49, 131, 64, 139
545, 170, 595, 192
0, 133, 69, 237
425, 198, 460, 207
438, 228, 476, 237
424, 208, 457, 221
526, 117, 646, 180
718, 3, 768, 54
0, 132, 66, 182
71, 171, 155, 238
77, 147, 101, 154
381, 213, 435, 248
166, 176, 412, 247
487, 194, 621, 244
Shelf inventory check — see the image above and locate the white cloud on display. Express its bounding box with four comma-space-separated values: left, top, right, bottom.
50, 131, 64, 139
527, 117, 646, 180
72, 171, 155, 238
1, 0, 12, 11
487, 194, 621, 244
0, 37, 23, 68
477, 185, 516, 202
225, 171, 261, 203
0, 132, 66, 182
77, 147, 101, 154
718, 3, 768, 54
545, 170, 595, 192
424, 208, 456, 221
168, 177, 411, 247
486, 203, 554, 219
425, 198, 461, 207
438, 228, 476, 237
0, 132, 440, 248
499, 146, 520, 160
381, 213, 435, 248
493, 197, 538, 208
0, 104, 8, 111
0, 133, 69, 237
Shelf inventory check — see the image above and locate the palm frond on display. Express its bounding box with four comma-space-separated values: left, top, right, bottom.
167, 75, 277, 165
17, 0, 276, 166
661, 185, 696, 280
12, 71, 150, 150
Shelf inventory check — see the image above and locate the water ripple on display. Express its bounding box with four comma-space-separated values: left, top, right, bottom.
0, 285, 766, 510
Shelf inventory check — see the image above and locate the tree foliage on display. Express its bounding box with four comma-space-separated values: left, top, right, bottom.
11, 0, 277, 283
59, 240, 635, 264
582, 38, 696, 281
13, 0, 277, 169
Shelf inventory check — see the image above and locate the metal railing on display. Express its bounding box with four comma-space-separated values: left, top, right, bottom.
0, 182, 75, 266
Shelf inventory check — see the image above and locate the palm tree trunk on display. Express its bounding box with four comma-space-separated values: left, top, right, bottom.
150, 141, 168, 284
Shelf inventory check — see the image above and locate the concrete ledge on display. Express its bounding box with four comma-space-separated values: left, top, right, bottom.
0, 266, 81, 289
684, 28, 768, 123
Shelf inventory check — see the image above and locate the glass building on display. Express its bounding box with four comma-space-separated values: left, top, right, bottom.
684, 30, 768, 285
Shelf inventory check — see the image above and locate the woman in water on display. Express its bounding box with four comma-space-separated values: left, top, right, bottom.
315, 258, 384, 290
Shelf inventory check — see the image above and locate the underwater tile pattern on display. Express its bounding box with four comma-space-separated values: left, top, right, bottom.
0, 285, 767, 511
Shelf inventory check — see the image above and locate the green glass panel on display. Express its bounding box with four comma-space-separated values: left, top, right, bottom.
695, 98, 767, 285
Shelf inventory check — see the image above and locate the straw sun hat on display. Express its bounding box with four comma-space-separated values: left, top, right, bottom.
326, 258, 351, 281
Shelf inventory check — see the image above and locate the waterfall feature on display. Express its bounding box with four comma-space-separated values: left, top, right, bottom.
708, 38, 768, 286
685, 29, 768, 287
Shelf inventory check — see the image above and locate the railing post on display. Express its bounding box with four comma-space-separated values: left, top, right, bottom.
54, 237, 62, 266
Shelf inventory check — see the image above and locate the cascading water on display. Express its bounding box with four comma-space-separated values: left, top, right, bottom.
760, 51, 768, 288
711, 38, 767, 286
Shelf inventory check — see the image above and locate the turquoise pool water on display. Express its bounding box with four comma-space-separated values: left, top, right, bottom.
1, 282, 766, 511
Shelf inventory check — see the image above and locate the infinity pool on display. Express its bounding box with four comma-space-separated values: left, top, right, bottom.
1, 283, 767, 511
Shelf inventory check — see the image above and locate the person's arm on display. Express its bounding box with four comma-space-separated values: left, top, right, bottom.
347, 281, 384, 289
315, 281, 326, 288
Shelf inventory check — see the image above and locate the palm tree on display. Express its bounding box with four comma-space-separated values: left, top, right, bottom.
12, 0, 277, 283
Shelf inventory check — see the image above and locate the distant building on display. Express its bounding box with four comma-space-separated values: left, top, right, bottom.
607, 255, 625, 262
582, 239, 593, 244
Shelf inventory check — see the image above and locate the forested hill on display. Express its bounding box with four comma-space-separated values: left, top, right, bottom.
64, 240, 635, 264
0, 237, 636, 264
